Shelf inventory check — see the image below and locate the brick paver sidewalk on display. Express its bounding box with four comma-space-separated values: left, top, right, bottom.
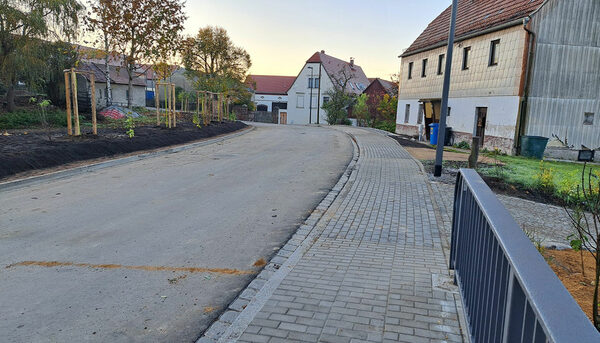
207, 127, 465, 343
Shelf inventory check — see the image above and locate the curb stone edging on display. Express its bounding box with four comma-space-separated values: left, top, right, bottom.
197, 131, 360, 343
0, 126, 255, 192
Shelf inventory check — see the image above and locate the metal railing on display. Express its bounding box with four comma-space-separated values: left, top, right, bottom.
449, 169, 599, 343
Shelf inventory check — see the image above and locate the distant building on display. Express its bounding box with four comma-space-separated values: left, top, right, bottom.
286, 51, 369, 125
78, 61, 146, 109
363, 78, 398, 123
396, 0, 600, 158
246, 75, 296, 112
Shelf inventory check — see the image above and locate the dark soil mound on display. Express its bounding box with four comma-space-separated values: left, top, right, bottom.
390, 135, 433, 149
0, 121, 247, 180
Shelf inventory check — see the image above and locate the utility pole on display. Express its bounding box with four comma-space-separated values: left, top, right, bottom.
308, 66, 314, 124
316, 63, 322, 124
434, 0, 458, 177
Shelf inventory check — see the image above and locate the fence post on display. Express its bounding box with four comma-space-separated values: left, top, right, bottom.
64, 71, 72, 136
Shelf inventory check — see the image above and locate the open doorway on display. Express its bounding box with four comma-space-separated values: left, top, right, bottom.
422, 99, 441, 140
475, 107, 487, 146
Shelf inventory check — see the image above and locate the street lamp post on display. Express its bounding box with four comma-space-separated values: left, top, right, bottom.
434, 0, 458, 177
308, 66, 314, 124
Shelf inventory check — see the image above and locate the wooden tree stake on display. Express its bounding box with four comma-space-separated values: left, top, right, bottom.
64, 72, 72, 135
90, 74, 97, 135
71, 68, 81, 136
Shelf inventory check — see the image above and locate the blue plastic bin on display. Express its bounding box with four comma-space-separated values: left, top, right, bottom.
429, 123, 439, 145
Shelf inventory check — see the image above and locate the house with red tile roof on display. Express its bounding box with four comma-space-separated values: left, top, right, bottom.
363, 78, 398, 123
286, 51, 369, 125
397, 0, 600, 159
246, 75, 296, 112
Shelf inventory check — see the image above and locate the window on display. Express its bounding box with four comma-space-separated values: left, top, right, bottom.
323, 96, 330, 105
408, 62, 413, 79
489, 39, 500, 66
447, 107, 451, 117
462, 47, 471, 70
296, 93, 304, 108
404, 104, 410, 123
437, 54, 445, 75
584, 112, 595, 125
417, 104, 424, 124
307, 78, 320, 89
421, 59, 428, 77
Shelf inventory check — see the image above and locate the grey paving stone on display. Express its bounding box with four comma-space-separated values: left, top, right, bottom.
215, 128, 465, 342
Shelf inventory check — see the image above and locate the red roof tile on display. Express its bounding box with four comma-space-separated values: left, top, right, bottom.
403, 0, 544, 56
246, 75, 296, 95
305, 51, 370, 95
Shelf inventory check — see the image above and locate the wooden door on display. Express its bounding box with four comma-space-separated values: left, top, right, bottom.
476, 107, 487, 146
279, 111, 287, 125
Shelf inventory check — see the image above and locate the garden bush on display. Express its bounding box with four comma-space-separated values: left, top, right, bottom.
0, 109, 67, 129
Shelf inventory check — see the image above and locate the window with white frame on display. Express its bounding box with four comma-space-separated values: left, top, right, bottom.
296, 93, 305, 108
404, 104, 410, 123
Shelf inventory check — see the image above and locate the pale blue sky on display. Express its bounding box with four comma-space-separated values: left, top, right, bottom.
185, 0, 451, 79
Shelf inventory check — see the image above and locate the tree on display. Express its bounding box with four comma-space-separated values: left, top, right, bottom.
322, 88, 353, 125
565, 164, 600, 331
0, 0, 82, 112
353, 93, 370, 127
181, 26, 252, 104
90, 0, 186, 108
85, 0, 117, 107
322, 67, 358, 125
374, 94, 398, 133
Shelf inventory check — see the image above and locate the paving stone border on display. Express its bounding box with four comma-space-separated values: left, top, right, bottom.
197, 131, 360, 343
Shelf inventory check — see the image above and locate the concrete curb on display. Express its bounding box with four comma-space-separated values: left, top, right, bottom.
197, 130, 360, 343
0, 126, 255, 192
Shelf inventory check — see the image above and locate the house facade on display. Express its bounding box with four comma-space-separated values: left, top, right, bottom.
246, 75, 296, 112
286, 51, 369, 125
78, 62, 146, 109
396, 0, 600, 157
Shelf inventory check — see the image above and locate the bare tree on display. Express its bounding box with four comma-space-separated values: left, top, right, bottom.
565, 164, 600, 331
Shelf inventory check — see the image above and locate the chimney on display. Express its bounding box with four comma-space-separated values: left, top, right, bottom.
321, 50, 325, 54
350, 57, 355, 67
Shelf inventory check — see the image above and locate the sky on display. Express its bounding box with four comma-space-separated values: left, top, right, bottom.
184, 0, 451, 79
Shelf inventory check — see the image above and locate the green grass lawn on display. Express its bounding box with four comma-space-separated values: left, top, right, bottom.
477, 153, 597, 197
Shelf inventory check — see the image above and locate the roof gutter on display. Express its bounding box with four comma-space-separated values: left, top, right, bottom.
399, 18, 525, 58
514, 0, 550, 152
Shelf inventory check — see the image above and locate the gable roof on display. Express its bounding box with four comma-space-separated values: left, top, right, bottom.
246, 75, 296, 95
79, 62, 146, 87
305, 51, 370, 95
402, 0, 544, 57
364, 78, 398, 96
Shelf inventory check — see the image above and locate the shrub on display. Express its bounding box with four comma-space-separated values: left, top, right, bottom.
454, 141, 470, 150
535, 161, 556, 193
0, 109, 67, 129
374, 121, 396, 133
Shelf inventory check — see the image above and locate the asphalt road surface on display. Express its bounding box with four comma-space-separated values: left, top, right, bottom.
0, 123, 353, 343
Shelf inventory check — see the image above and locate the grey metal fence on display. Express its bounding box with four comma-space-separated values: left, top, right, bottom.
449, 169, 599, 343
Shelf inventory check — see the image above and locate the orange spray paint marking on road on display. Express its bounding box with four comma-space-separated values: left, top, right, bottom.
5, 261, 256, 275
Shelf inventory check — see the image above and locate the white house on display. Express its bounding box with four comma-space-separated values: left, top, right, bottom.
246, 75, 296, 112
78, 61, 146, 108
396, 0, 600, 158
286, 51, 369, 125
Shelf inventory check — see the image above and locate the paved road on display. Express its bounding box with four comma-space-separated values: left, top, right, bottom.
0, 124, 353, 343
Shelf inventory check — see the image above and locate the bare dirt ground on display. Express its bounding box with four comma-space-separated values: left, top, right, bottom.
544, 249, 597, 323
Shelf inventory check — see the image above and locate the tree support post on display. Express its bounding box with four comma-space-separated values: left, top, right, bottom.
64, 71, 73, 135
70, 68, 81, 136
90, 74, 97, 135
